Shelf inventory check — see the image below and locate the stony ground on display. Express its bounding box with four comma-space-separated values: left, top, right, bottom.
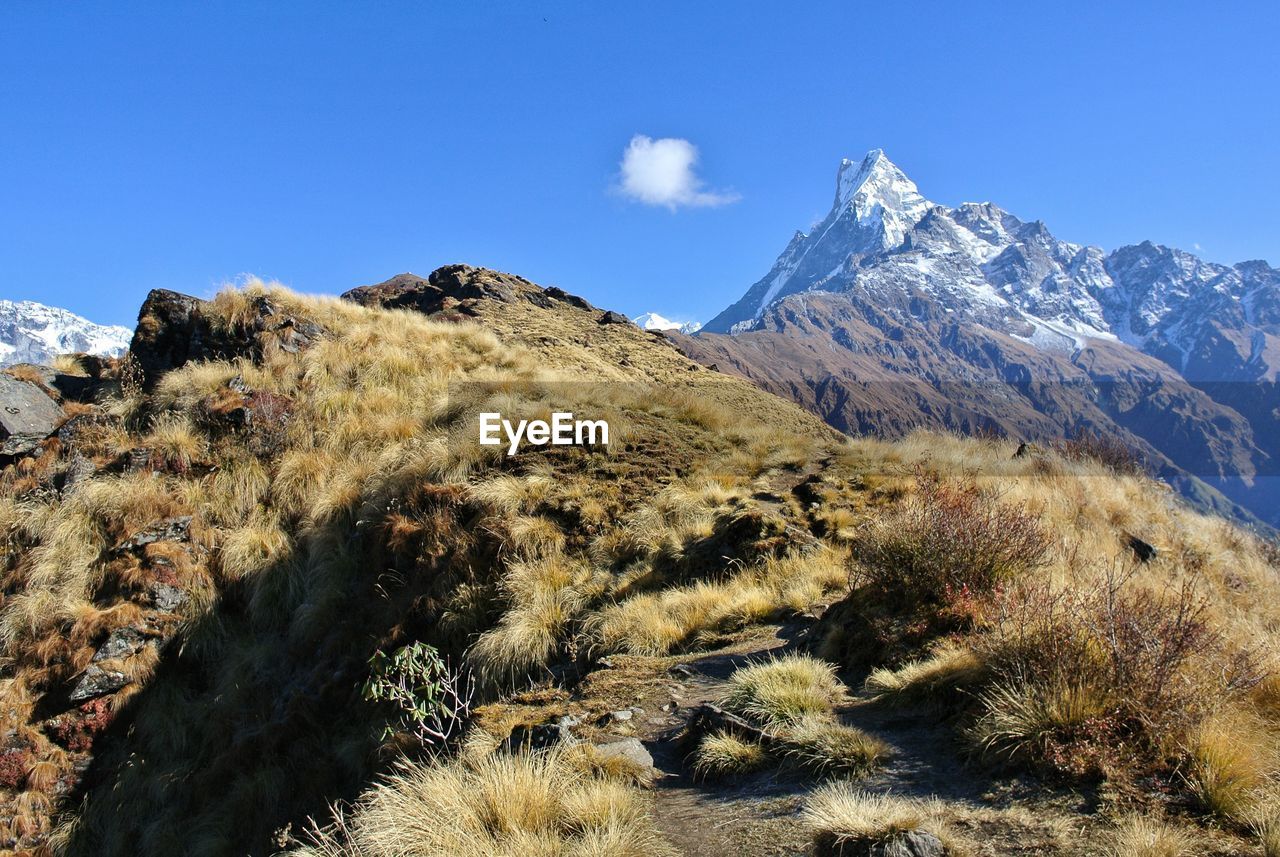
484, 620, 1259, 857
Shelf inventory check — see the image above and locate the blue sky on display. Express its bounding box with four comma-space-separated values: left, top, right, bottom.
2, 2, 1277, 327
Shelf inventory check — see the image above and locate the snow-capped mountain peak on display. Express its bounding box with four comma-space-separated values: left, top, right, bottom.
0, 300, 132, 367
631, 312, 702, 334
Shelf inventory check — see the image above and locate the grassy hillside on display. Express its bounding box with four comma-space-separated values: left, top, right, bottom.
1, 267, 1278, 856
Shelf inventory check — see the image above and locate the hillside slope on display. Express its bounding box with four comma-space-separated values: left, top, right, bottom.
0, 266, 1276, 857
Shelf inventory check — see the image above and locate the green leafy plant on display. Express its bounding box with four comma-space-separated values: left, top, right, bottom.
362, 641, 472, 746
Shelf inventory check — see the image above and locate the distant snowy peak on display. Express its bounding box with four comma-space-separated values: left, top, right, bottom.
632, 312, 702, 334
0, 300, 132, 367
706, 148, 1280, 381
833, 148, 932, 247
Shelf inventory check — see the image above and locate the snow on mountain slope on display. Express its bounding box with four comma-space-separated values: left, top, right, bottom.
704, 150, 1280, 385
632, 312, 702, 333
0, 300, 132, 366
695, 150, 1280, 527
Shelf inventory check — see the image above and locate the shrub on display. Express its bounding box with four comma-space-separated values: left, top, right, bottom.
853, 476, 1050, 606
723, 654, 847, 727
1103, 815, 1198, 857
969, 570, 1259, 776
362, 642, 472, 748
692, 731, 770, 780
1054, 431, 1146, 476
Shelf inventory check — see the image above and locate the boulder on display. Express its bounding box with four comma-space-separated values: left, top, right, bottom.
873, 830, 946, 857
502, 715, 580, 752
115, 516, 193, 553
129, 289, 218, 389
150, 582, 188, 612
0, 374, 63, 457
92, 626, 149, 662
1127, 534, 1158, 563
129, 289, 326, 389
69, 665, 130, 703
818, 829, 946, 857
590, 737, 654, 769
597, 310, 633, 326
543, 286, 593, 310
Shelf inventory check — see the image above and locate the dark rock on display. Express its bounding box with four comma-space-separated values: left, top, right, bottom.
0, 374, 63, 457
129, 288, 326, 388
1013, 441, 1030, 458
872, 830, 946, 857
69, 665, 130, 702
57, 411, 118, 447
686, 703, 784, 750
1127, 534, 1158, 562
92, 627, 149, 662
502, 715, 579, 752
129, 289, 220, 389
668, 663, 698, 680
115, 516, 193, 553
342, 266, 544, 316
150, 583, 188, 612
597, 310, 633, 326
125, 447, 153, 471
543, 286, 593, 310
60, 454, 97, 492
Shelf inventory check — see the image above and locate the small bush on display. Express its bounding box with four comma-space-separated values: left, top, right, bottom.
692, 732, 770, 780
1054, 431, 1146, 476
723, 654, 847, 727
969, 571, 1259, 776
781, 717, 889, 776
1103, 815, 1197, 857
802, 785, 955, 857
853, 477, 1050, 606
362, 642, 472, 748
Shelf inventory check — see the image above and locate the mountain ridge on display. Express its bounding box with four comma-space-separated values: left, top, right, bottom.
690, 151, 1280, 527
0, 299, 132, 367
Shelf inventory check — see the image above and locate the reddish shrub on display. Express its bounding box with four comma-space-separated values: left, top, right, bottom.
49, 698, 116, 753
853, 476, 1051, 606
1053, 431, 1145, 476
0, 747, 33, 789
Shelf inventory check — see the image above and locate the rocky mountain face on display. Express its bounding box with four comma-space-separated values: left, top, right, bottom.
0, 299, 132, 367
690, 151, 1280, 527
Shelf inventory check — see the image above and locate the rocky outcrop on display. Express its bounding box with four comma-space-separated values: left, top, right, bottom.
342, 265, 599, 319
129, 289, 326, 389
0, 373, 62, 456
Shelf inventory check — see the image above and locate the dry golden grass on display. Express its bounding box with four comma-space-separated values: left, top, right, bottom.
863, 642, 986, 708
591, 550, 847, 657
802, 785, 962, 856
1103, 815, 1199, 857
292, 749, 672, 857
692, 731, 770, 780
6, 274, 1280, 855
723, 654, 847, 727
1187, 714, 1277, 822
780, 716, 889, 776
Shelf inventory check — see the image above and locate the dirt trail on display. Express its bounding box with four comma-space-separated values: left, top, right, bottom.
601, 623, 1098, 857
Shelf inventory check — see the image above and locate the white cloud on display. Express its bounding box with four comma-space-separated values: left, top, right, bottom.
617, 135, 739, 210
1193, 242, 1203, 251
